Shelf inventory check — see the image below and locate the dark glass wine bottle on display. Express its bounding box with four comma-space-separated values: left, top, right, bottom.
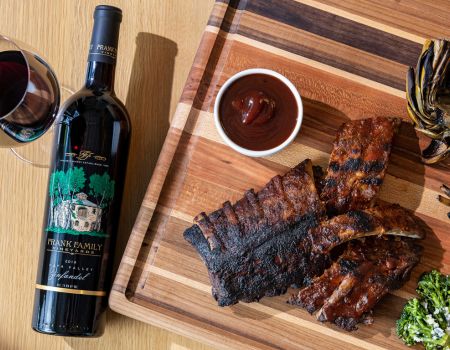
32, 5, 130, 337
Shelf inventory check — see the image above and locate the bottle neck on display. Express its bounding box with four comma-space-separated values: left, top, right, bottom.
84, 61, 116, 92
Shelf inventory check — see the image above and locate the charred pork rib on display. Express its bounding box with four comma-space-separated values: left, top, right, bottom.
320, 117, 400, 216
308, 204, 424, 254
289, 238, 423, 331
184, 158, 423, 306
184, 159, 327, 306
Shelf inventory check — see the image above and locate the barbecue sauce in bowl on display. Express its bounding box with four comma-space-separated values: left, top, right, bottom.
219, 74, 298, 151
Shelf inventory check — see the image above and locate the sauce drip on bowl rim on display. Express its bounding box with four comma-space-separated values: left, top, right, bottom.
219, 73, 298, 151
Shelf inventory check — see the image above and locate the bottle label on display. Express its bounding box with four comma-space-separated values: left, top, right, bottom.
37, 149, 115, 295
89, 43, 117, 62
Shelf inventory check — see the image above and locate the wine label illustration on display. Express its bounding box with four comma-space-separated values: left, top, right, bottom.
46, 167, 115, 237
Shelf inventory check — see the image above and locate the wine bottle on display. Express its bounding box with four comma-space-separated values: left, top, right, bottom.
32, 5, 130, 337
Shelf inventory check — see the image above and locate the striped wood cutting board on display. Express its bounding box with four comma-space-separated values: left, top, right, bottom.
110, 1, 450, 349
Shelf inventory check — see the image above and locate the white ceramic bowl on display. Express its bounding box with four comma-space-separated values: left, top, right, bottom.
213, 68, 303, 158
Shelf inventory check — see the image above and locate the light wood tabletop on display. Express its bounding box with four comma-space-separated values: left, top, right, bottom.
0, 0, 215, 349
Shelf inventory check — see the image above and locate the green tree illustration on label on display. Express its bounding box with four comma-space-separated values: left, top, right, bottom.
46, 167, 115, 237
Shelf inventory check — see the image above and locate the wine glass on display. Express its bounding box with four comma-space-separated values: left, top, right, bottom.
0, 34, 65, 167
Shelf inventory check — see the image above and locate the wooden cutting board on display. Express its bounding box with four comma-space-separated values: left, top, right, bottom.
110, 1, 450, 349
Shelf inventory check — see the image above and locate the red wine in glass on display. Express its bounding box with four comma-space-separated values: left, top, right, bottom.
0, 51, 28, 117
0, 36, 59, 152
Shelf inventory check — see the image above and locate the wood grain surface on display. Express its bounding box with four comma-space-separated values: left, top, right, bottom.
0, 0, 215, 349
110, 1, 450, 350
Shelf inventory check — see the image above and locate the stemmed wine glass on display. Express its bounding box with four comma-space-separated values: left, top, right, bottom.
0, 35, 70, 167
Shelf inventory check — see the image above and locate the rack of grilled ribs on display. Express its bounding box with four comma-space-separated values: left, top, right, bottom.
184, 159, 327, 306
184, 163, 424, 306
289, 237, 422, 331
320, 117, 400, 216
184, 117, 424, 329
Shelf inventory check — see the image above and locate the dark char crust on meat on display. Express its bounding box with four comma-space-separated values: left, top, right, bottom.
184, 160, 327, 306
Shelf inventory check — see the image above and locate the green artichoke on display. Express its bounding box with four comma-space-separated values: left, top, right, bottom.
406, 39, 450, 164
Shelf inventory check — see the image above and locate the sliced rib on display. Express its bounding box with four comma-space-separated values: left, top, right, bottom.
308, 204, 425, 254
320, 117, 401, 216
289, 237, 423, 331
